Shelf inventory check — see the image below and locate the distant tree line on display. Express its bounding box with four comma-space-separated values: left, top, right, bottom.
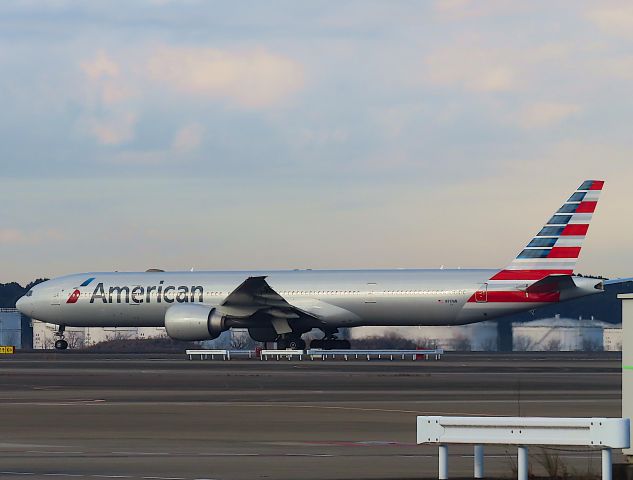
0, 279, 47, 308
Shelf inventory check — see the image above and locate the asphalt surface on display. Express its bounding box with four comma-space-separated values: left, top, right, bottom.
0, 352, 624, 479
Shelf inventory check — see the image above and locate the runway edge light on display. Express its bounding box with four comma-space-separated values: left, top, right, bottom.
618, 293, 633, 460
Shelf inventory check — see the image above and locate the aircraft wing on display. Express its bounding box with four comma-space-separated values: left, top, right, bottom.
221, 276, 302, 318
220, 276, 359, 334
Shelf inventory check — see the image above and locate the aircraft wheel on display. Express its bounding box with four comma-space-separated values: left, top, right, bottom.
54, 339, 68, 350
288, 338, 305, 350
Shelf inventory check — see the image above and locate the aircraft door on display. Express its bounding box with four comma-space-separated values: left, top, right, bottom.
474, 283, 488, 303
365, 282, 378, 304
51, 289, 62, 306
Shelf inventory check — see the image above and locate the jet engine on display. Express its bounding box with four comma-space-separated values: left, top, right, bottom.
164, 304, 228, 341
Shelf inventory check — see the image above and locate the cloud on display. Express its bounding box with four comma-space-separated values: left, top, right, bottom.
516, 102, 582, 129
145, 46, 304, 108
587, 4, 633, 38
0, 229, 24, 244
109, 122, 204, 164
85, 111, 138, 146
172, 123, 204, 152
0, 228, 64, 245
75, 46, 304, 147
294, 127, 348, 147
78, 51, 138, 145
81, 51, 119, 80
433, 0, 532, 19
423, 42, 572, 93
425, 47, 519, 92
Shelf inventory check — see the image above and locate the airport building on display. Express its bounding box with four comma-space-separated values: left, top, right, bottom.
0, 308, 32, 348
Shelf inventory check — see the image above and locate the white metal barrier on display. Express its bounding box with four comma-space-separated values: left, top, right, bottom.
186, 349, 230, 360
185, 348, 443, 361
417, 416, 630, 480
306, 348, 444, 360
260, 349, 305, 360
186, 349, 258, 360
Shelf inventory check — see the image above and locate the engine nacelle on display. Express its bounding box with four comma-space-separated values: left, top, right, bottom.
164, 304, 227, 341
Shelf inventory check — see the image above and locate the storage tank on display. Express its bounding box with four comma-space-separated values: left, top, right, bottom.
603, 326, 623, 351
512, 316, 606, 351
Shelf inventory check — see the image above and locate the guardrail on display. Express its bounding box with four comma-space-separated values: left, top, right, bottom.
417, 416, 630, 480
186, 349, 231, 360
186, 348, 444, 361
260, 349, 306, 360
306, 348, 444, 360
186, 349, 259, 360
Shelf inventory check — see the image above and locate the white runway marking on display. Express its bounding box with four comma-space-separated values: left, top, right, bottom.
42, 474, 84, 477
142, 477, 185, 480
111, 452, 170, 456
90, 476, 132, 478
26, 451, 85, 455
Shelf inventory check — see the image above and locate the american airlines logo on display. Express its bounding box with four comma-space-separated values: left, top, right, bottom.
66, 277, 95, 304
89, 281, 204, 304
66, 289, 81, 304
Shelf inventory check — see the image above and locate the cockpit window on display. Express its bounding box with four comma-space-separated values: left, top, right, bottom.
26, 290, 33, 297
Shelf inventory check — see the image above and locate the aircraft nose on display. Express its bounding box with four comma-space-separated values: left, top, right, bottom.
16, 295, 31, 315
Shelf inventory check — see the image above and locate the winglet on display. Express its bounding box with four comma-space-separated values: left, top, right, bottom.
491, 180, 604, 282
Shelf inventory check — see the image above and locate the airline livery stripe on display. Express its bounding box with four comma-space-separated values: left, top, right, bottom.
562, 224, 589, 236
583, 191, 601, 202
490, 269, 573, 281
506, 263, 577, 270
554, 237, 584, 247
576, 201, 597, 213
547, 247, 581, 258
467, 291, 560, 303
568, 213, 593, 224
589, 180, 604, 190
509, 258, 576, 264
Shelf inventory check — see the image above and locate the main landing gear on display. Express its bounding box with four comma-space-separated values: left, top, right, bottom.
276, 334, 306, 350
274, 329, 351, 351
54, 325, 68, 350
310, 329, 351, 350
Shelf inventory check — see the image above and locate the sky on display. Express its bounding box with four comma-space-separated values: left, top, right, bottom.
1, 0, 633, 284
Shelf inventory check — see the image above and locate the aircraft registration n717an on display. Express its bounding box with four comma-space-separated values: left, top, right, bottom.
17, 180, 605, 350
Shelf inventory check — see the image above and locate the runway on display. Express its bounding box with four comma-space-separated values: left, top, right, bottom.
0, 352, 623, 479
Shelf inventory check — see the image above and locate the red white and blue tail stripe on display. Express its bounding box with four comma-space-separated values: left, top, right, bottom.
465, 180, 603, 306
492, 180, 603, 282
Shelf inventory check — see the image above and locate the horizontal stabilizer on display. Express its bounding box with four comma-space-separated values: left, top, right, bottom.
525, 275, 576, 294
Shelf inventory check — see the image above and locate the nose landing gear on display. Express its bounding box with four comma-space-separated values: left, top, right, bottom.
54, 325, 68, 350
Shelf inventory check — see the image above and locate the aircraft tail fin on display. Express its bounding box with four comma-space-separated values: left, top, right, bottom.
490, 180, 604, 282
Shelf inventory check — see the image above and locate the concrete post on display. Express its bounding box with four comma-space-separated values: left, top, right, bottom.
474, 444, 484, 478
619, 294, 633, 462
517, 446, 528, 480
602, 448, 612, 480
438, 444, 448, 479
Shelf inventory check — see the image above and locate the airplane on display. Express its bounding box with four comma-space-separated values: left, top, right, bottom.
17, 180, 605, 351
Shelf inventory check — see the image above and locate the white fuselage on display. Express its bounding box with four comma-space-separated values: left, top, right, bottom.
16, 269, 567, 329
